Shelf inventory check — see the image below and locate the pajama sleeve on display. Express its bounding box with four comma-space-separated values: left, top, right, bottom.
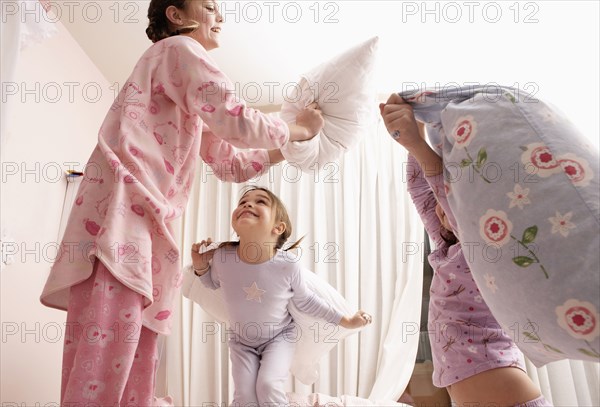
199, 266, 220, 290
157, 37, 289, 150
290, 266, 344, 325
406, 154, 447, 248
423, 165, 459, 235
200, 129, 271, 182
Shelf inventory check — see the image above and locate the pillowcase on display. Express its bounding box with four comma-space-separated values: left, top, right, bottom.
279, 37, 379, 172
287, 267, 358, 384
401, 86, 599, 367
286, 392, 406, 407
181, 263, 362, 385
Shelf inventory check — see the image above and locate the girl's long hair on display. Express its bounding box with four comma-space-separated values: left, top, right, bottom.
440, 226, 458, 246
146, 0, 200, 43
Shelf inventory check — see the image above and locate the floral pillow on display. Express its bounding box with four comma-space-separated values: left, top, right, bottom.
401, 86, 599, 366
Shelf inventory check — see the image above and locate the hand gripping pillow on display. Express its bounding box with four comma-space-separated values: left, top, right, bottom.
400, 86, 599, 367
182, 264, 361, 385
280, 37, 379, 172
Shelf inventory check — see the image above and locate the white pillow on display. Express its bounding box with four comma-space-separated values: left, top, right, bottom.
280, 37, 379, 172
287, 268, 358, 384
286, 392, 408, 407
181, 264, 362, 385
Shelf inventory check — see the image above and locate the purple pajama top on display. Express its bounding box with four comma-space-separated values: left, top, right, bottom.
407, 155, 525, 388
200, 247, 344, 347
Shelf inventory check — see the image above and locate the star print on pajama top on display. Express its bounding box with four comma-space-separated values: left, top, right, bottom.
200, 247, 344, 347
243, 282, 266, 302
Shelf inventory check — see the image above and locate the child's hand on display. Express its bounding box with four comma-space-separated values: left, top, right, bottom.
379, 94, 423, 150
381, 94, 442, 176
340, 311, 372, 329
191, 239, 217, 276
291, 102, 325, 142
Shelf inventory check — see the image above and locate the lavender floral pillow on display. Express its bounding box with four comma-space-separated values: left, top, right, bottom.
403, 86, 599, 367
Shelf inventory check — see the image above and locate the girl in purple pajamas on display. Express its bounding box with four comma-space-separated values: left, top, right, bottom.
380, 95, 551, 406
191, 187, 372, 407
41, 0, 324, 404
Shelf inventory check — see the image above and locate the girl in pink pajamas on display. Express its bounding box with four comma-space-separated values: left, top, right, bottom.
191, 187, 372, 407
40, 1, 323, 404
380, 95, 550, 406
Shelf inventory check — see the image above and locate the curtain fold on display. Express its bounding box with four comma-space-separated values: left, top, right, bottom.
525, 358, 600, 406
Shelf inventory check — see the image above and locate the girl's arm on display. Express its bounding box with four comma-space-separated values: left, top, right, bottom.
191, 240, 219, 290
197, 105, 319, 182
380, 95, 447, 246
291, 269, 370, 329
380, 94, 442, 176
424, 166, 459, 234
200, 130, 284, 182
406, 155, 447, 248
290, 266, 345, 325
157, 38, 319, 151
380, 94, 459, 234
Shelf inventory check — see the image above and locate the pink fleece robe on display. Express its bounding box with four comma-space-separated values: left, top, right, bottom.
40, 35, 289, 335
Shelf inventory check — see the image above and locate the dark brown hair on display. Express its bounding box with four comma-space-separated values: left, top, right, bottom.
440, 226, 458, 246
146, 0, 199, 43
220, 186, 303, 252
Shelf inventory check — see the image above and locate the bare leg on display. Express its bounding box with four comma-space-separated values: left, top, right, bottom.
447, 367, 541, 406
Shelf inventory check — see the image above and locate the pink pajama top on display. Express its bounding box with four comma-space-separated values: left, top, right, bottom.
40, 35, 289, 335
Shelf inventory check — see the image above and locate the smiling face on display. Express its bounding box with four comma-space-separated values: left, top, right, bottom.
232, 189, 284, 240
171, 0, 223, 50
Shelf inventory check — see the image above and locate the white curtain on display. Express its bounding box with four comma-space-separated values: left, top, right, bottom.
158, 115, 424, 405
526, 359, 600, 406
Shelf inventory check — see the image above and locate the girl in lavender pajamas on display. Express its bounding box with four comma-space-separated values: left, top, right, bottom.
191, 187, 372, 407
40, 0, 324, 404
380, 95, 551, 406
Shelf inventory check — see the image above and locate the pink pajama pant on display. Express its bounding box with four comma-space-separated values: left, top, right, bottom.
61, 259, 159, 406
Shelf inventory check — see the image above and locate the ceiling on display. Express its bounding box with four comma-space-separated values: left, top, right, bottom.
56, 1, 397, 106
51, 0, 599, 142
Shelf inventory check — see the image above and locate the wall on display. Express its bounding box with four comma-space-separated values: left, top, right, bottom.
1, 18, 113, 404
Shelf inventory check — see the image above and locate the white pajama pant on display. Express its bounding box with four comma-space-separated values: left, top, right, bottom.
229, 326, 296, 407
